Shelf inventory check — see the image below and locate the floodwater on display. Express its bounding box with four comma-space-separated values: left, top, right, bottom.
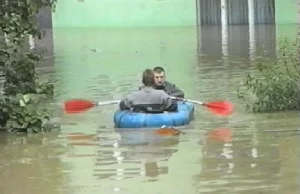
0, 24, 300, 194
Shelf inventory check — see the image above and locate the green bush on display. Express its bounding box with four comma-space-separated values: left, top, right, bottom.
237, 38, 300, 113
0, 1, 57, 133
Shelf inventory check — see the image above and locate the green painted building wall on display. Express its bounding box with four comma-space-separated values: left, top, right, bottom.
53, 0, 297, 28
275, 0, 297, 24
52, 0, 197, 28
274, 0, 297, 40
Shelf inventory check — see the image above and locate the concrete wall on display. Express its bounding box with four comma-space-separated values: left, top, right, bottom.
36, 7, 54, 70
52, 0, 196, 28
37, 7, 53, 28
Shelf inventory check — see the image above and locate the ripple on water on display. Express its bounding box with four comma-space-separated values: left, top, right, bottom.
1, 25, 300, 194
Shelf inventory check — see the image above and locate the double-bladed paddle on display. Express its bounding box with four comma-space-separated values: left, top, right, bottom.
64, 97, 234, 116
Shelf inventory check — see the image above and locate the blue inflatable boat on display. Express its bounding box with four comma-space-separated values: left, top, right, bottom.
113, 102, 195, 128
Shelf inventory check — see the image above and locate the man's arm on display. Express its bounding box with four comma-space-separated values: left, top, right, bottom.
162, 93, 178, 112
119, 95, 132, 110
165, 82, 185, 98
171, 84, 185, 98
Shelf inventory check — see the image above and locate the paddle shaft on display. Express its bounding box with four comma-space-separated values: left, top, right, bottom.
97, 100, 120, 106
95, 98, 203, 107
95, 98, 203, 106
171, 97, 204, 105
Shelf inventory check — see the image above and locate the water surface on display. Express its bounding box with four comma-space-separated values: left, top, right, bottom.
0, 24, 299, 194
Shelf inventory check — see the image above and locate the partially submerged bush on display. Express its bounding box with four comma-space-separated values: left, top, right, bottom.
0, 94, 50, 133
237, 38, 300, 112
0, 1, 57, 133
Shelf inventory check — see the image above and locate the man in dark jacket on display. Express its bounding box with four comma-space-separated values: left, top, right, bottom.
152, 66, 185, 98
120, 69, 178, 113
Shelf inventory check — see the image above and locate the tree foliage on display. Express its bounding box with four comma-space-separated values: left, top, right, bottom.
0, 0, 57, 132
237, 38, 300, 113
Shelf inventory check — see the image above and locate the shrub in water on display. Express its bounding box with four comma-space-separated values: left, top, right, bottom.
237, 38, 300, 112
0, 1, 57, 132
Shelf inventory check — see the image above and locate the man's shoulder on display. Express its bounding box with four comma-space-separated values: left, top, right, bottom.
134, 87, 161, 94
127, 89, 140, 96
153, 89, 170, 97
164, 81, 176, 87
153, 89, 168, 93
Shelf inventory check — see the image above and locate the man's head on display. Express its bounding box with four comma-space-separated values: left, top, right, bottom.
142, 69, 155, 87
153, 66, 166, 86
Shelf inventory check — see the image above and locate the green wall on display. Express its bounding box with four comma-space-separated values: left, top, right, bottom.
53, 0, 298, 28
53, 0, 196, 28
275, 0, 297, 39
275, 0, 297, 24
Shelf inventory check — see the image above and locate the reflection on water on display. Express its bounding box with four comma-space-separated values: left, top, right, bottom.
197, 127, 279, 193
94, 130, 179, 181
0, 132, 69, 194
0, 24, 299, 194
195, 111, 300, 194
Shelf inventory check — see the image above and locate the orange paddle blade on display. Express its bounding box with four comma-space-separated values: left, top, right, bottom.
64, 99, 96, 113
204, 101, 234, 116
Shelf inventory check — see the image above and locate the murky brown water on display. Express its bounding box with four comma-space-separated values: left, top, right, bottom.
0, 25, 299, 194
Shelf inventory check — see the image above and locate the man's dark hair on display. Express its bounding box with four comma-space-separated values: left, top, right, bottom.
153, 66, 165, 73
142, 69, 155, 86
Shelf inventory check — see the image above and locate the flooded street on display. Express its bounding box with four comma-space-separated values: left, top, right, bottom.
0, 25, 299, 194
